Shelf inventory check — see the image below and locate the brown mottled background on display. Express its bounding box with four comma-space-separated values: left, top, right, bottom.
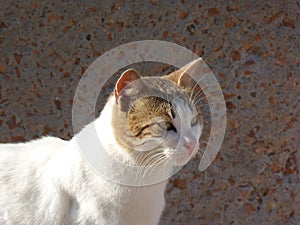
0, 1, 299, 224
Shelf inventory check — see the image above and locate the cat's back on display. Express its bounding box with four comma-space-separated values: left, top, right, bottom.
0, 136, 65, 157
0, 136, 66, 151
0, 136, 69, 179
0, 137, 66, 169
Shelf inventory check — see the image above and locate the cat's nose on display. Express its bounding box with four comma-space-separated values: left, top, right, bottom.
183, 136, 196, 153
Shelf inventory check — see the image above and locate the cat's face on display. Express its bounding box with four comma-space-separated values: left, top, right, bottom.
113, 68, 203, 166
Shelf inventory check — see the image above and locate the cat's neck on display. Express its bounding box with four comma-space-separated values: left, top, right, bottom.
94, 95, 134, 164
82, 95, 173, 186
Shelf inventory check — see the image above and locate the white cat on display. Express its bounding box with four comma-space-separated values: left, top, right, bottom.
0, 67, 203, 225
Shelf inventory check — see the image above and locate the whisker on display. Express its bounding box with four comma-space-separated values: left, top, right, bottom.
195, 147, 206, 158
138, 153, 166, 181
137, 150, 166, 181
189, 74, 208, 104
199, 139, 208, 144
192, 91, 205, 101
148, 156, 167, 177
147, 152, 166, 168
137, 149, 161, 165
191, 91, 206, 105
141, 152, 160, 165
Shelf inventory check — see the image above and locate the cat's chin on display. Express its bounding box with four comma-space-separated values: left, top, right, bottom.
164, 151, 192, 166
172, 156, 192, 166
165, 145, 199, 166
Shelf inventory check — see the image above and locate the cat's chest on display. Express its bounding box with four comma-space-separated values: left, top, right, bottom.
118, 185, 166, 225
69, 181, 166, 225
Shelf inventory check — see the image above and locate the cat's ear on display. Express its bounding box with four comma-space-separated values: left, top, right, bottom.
165, 69, 191, 88
165, 68, 196, 90
165, 62, 203, 100
115, 69, 140, 100
165, 59, 203, 90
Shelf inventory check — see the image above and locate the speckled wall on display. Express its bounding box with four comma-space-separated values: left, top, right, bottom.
0, 1, 299, 224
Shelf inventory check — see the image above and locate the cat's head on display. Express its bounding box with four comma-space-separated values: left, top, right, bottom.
111, 67, 203, 166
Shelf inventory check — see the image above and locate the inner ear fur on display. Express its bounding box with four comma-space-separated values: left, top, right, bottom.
115, 68, 140, 101
165, 68, 201, 93
164, 64, 204, 104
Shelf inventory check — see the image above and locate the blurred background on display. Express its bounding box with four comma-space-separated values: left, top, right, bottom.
0, 1, 299, 224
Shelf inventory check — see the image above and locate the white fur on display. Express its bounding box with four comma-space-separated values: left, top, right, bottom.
0, 96, 168, 225
164, 98, 202, 165
0, 92, 201, 225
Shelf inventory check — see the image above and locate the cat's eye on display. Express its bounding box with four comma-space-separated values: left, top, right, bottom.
156, 121, 176, 132
157, 121, 167, 129
165, 122, 176, 132
191, 116, 198, 126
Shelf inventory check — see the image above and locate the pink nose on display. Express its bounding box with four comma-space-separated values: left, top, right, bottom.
183, 137, 196, 153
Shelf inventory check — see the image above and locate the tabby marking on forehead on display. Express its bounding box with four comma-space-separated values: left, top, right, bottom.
128, 96, 173, 137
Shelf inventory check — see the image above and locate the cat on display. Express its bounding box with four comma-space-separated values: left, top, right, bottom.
0, 65, 203, 225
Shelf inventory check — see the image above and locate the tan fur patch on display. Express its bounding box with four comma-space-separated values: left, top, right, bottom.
128, 96, 173, 137
111, 68, 204, 154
